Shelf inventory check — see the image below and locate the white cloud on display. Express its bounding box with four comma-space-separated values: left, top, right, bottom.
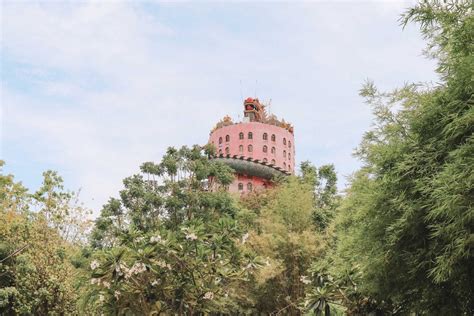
1, 1, 436, 213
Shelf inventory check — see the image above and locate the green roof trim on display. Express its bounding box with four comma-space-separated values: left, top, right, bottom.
211, 156, 290, 180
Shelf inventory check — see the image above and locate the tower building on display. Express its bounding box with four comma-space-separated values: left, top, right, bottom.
208, 97, 295, 193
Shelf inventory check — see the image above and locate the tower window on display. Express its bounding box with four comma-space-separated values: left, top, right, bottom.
288, 164, 291, 171
263, 133, 268, 140
271, 134, 276, 142
248, 132, 253, 139
271, 147, 276, 155
271, 159, 276, 165
283, 138, 287, 145
239, 132, 244, 140
248, 145, 253, 152
288, 140, 291, 148
263, 145, 268, 153
284, 162, 286, 169
219, 149, 222, 155
225, 147, 230, 155
225, 135, 230, 142
239, 145, 243, 153
219, 137, 223, 144
238, 183, 243, 191
288, 153, 291, 160
247, 182, 253, 191
283, 150, 286, 158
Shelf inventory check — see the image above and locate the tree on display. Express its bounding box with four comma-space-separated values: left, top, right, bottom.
301, 161, 340, 232
0, 161, 87, 315
307, 1, 473, 314
84, 146, 262, 314
238, 162, 339, 314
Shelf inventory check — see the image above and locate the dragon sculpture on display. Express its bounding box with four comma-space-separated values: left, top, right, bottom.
210, 97, 294, 134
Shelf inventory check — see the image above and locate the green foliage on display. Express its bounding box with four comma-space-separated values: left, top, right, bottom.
0, 161, 87, 315
1, 151, 339, 315
86, 219, 259, 314
309, 1, 473, 314
85, 147, 340, 314
33, 170, 92, 244
84, 146, 262, 314
91, 145, 236, 248
4, 2, 470, 314
237, 174, 338, 314
301, 161, 340, 232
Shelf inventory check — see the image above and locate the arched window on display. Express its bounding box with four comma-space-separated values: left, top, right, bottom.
219, 149, 222, 155
271, 147, 276, 155
225, 135, 230, 142
247, 182, 253, 192
263, 158, 268, 163
239, 132, 244, 140
284, 162, 286, 169
263, 145, 268, 153
271, 134, 276, 142
248, 132, 253, 139
263, 133, 268, 140
283, 138, 287, 145
238, 183, 244, 191
225, 147, 230, 155
288, 164, 291, 170
283, 150, 287, 158
219, 137, 223, 144
288, 140, 292, 148
239, 145, 243, 153
271, 159, 276, 165
248, 145, 253, 152
288, 153, 291, 160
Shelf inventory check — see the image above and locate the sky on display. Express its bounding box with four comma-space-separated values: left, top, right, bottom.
1, 0, 437, 215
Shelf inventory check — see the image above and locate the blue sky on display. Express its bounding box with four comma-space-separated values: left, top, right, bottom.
1, 0, 437, 214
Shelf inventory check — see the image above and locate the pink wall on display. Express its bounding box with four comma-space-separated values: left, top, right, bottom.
228, 174, 270, 194
209, 122, 295, 173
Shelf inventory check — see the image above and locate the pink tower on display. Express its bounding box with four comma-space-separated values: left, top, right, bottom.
208, 97, 295, 193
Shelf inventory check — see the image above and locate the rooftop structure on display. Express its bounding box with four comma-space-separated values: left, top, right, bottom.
208, 97, 295, 193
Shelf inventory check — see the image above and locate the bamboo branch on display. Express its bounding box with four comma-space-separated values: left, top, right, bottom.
0, 244, 29, 263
